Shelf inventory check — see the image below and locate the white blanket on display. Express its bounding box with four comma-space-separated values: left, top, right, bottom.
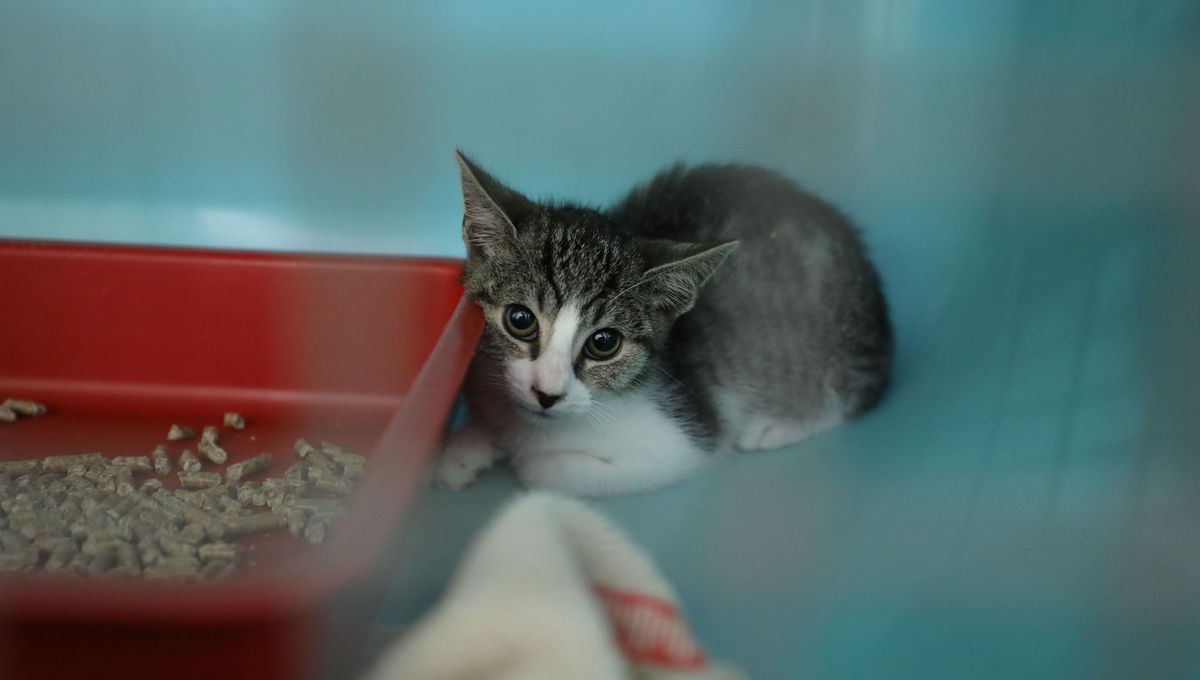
367, 493, 745, 680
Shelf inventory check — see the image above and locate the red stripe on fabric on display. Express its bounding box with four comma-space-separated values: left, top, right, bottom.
593, 584, 709, 671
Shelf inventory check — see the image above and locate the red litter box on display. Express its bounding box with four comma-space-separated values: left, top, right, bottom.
0, 240, 483, 680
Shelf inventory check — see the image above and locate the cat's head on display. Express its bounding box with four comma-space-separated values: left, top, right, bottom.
455, 151, 737, 419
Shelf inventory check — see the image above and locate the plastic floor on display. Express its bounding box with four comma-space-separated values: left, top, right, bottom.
376, 211, 1200, 679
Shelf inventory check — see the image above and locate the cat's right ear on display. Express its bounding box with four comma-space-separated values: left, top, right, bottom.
636, 239, 740, 317
455, 151, 534, 259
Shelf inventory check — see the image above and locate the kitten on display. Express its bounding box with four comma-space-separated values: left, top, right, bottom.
435, 152, 892, 497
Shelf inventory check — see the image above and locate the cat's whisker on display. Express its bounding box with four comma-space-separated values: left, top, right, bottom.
658, 366, 687, 389
587, 400, 617, 427
585, 403, 607, 423
583, 409, 604, 429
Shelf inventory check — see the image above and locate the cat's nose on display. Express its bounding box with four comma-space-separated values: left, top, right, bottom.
533, 389, 563, 410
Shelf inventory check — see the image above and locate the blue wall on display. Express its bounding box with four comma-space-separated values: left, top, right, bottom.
2, 2, 1195, 245
3, 0, 1196, 353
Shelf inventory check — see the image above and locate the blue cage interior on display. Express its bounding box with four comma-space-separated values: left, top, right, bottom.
2, 2, 1198, 678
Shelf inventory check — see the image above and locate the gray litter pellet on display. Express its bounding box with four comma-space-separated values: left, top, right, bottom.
0, 530, 33, 551
157, 554, 201, 570
198, 439, 228, 465
295, 439, 337, 473
143, 563, 197, 579
303, 515, 330, 544
87, 550, 118, 575
0, 550, 37, 571
223, 412, 246, 430
108, 495, 138, 519
43, 453, 103, 472
111, 456, 152, 472
219, 497, 244, 515
115, 469, 136, 497
265, 494, 292, 513
141, 550, 164, 567
197, 542, 241, 562
178, 471, 222, 490
286, 498, 344, 515
4, 399, 48, 417
284, 508, 307, 538
34, 533, 65, 553
157, 535, 199, 559
176, 523, 208, 546
16, 522, 43, 542
235, 483, 259, 505
115, 542, 142, 576
166, 424, 195, 441
125, 519, 156, 542
225, 452, 271, 483
283, 463, 308, 481
179, 449, 201, 472
151, 445, 171, 476
320, 442, 366, 468
45, 538, 78, 571
225, 511, 287, 537
0, 406, 17, 423
313, 477, 353, 495
176, 488, 204, 505
293, 439, 318, 458
199, 559, 235, 579
81, 536, 126, 556
0, 459, 43, 475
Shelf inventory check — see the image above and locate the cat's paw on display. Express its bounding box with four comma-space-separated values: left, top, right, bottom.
729, 414, 844, 453
735, 415, 812, 451
433, 426, 498, 491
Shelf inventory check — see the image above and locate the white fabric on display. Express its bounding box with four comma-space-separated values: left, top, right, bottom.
367, 493, 745, 680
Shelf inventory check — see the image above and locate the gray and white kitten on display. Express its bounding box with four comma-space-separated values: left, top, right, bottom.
436, 152, 892, 497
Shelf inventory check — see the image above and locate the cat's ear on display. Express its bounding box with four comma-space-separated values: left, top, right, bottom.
455, 151, 535, 258
636, 239, 739, 316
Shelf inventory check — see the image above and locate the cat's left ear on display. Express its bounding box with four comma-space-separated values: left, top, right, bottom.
636, 239, 740, 316
455, 151, 536, 258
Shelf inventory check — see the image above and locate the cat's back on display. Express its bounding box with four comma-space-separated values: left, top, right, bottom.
608, 162, 884, 323
610, 162, 893, 435
609, 163, 852, 245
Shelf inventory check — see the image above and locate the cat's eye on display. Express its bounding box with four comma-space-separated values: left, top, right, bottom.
584, 329, 622, 361
503, 304, 539, 341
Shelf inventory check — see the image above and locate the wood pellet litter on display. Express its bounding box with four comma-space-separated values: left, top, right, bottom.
166, 424, 195, 441
198, 439, 228, 465
151, 445, 171, 476
0, 399, 48, 424
179, 449, 201, 472
0, 410, 365, 581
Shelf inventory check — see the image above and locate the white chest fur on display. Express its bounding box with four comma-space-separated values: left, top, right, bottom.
469, 385, 711, 496
503, 389, 694, 461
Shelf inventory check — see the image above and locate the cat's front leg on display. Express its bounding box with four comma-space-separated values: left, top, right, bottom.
514, 445, 709, 498
433, 422, 503, 491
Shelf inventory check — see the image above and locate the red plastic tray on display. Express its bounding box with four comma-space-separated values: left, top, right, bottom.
0, 240, 482, 679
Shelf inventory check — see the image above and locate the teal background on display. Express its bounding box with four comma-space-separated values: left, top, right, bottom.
2, 2, 1199, 678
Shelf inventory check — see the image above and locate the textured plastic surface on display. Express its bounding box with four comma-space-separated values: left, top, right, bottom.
0, 241, 482, 680
1, 2, 1198, 679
